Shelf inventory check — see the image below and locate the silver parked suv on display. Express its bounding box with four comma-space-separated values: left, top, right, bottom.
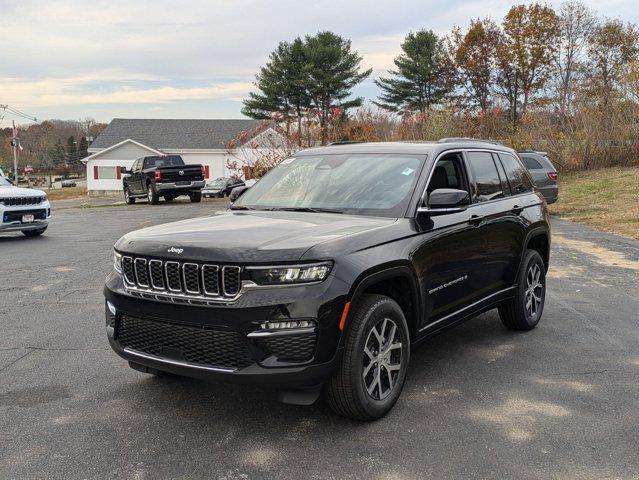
0, 176, 51, 237
518, 151, 558, 204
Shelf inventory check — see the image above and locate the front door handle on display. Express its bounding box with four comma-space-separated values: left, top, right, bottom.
512, 205, 524, 215
469, 214, 484, 226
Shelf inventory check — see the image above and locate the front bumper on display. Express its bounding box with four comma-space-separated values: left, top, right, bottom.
104, 272, 347, 388
202, 189, 223, 197
156, 180, 205, 191
0, 202, 51, 232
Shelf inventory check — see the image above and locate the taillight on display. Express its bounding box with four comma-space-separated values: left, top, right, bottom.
547, 172, 557, 181
201, 166, 206, 178
154, 168, 161, 181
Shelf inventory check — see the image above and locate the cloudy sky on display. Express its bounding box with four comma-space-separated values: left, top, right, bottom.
1, 0, 636, 124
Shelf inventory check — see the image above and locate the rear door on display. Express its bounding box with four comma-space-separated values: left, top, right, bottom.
465, 150, 524, 295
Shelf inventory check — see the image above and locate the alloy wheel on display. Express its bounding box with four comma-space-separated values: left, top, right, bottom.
147, 186, 153, 202
525, 263, 543, 317
362, 317, 403, 401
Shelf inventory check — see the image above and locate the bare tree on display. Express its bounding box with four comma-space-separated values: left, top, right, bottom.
553, 1, 595, 113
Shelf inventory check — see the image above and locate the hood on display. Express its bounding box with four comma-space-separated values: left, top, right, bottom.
0, 185, 46, 198
115, 210, 396, 263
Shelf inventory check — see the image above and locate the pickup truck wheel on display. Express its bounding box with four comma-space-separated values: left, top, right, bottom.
147, 183, 159, 205
22, 228, 47, 237
325, 294, 410, 421
499, 249, 546, 330
189, 191, 202, 203
124, 186, 135, 204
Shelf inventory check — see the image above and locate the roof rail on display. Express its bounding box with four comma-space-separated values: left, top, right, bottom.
438, 137, 503, 145
328, 141, 365, 146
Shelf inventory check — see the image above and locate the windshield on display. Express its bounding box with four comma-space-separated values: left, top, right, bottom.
0, 176, 12, 187
209, 178, 228, 187
144, 155, 185, 169
235, 153, 425, 217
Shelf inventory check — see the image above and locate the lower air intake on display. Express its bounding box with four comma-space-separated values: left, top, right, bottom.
116, 315, 253, 370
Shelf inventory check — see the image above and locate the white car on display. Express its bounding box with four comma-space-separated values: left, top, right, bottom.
0, 176, 51, 237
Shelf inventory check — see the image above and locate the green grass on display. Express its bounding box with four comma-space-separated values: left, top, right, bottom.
549, 166, 639, 240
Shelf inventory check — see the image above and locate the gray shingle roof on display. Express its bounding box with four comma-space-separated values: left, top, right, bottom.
90, 118, 264, 150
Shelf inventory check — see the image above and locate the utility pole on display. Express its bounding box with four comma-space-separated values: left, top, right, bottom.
12, 121, 19, 185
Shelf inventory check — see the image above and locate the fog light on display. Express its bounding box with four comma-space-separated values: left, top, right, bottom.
260, 320, 316, 330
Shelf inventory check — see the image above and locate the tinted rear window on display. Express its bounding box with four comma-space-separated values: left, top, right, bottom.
499, 154, 534, 194
521, 156, 543, 170
467, 151, 504, 202
144, 155, 185, 169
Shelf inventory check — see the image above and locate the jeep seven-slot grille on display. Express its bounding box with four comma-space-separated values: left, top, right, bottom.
1, 196, 45, 206
121, 256, 241, 299
116, 314, 253, 370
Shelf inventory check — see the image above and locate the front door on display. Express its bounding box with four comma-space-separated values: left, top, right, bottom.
413, 152, 487, 331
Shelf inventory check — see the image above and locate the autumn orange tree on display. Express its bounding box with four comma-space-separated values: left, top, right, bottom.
498, 3, 560, 126
451, 19, 502, 112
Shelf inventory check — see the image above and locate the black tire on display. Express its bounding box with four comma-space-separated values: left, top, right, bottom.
499, 249, 546, 330
22, 228, 47, 237
190, 191, 202, 203
147, 183, 159, 205
325, 294, 410, 421
124, 186, 135, 204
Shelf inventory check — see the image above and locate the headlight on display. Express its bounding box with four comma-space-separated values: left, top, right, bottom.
113, 250, 123, 273
247, 262, 332, 286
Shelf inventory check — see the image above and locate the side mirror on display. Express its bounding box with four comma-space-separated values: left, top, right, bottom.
229, 185, 249, 203
420, 188, 469, 215
120, 166, 130, 175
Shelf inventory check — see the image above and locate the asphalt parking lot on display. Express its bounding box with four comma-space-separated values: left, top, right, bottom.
1, 200, 638, 480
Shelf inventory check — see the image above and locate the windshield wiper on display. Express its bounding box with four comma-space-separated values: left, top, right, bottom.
272, 207, 344, 214
229, 205, 252, 210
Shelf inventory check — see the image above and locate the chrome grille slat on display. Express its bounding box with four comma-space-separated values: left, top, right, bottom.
149, 260, 165, 289
120, 255, 243, 302
134, 258, 150, 287
165, 261, 182, 292
222, 266, 241, 296
183, 263, 201, 294
201, 265, 219, 295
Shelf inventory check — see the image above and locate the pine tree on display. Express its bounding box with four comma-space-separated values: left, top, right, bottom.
304, 31, 372, 144
242, 38, 311, 143
374, 30, 450, 114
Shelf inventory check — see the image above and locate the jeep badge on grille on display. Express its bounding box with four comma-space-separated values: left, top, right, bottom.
167, 247, 184, 254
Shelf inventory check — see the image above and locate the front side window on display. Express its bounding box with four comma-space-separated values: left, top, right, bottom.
499, 154, 534, 194
426, 153, 468, 196
466, 151, 504, 202
235, 153, 425, 217
0, 176, 11, 186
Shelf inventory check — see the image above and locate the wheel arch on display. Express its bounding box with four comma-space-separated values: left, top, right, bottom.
346, 265, 422, 341
516, 227, 550, 281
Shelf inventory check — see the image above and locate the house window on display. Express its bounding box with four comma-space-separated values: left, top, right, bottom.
97, 166, 118, 180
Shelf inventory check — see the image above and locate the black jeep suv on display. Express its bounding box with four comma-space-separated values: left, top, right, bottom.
105, 140, 550, 420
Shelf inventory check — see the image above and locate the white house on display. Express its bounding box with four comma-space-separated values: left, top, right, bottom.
83, 118, 283, 194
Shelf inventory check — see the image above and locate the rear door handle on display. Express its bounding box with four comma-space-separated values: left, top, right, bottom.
469, 214, 484, 226
512, 205, 524, 215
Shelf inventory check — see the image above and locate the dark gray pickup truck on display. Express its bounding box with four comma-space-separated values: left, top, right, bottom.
121, 155, 205, 205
